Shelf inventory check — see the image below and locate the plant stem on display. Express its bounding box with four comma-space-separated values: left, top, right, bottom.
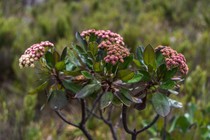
136, 114, 159, 134
55, 100, 93, 140
122, 105, 133, 135
162, 117, 167, 140
122, 105, 159, 140
131, 130, 137, 140
99, 110, 118, 140
55, 110, 79, 128
79, 99, 93, 140
85, 92, 103, 122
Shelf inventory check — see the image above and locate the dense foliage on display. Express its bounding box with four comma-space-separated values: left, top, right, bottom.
0, 0, 210, 140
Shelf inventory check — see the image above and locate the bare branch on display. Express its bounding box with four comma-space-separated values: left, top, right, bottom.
85, 92, 103, 122
99, 110, 118, 140
55, 110, 79, 128
136, 114, 159, 134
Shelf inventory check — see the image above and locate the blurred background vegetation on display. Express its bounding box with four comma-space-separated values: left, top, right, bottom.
0, 0, 210, 140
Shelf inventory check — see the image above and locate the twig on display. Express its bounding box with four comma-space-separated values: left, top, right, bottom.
86, 108, 101, 119
107, 105, 113, 121
55, 100, 93, 140
85, 92, 103, 122
136, 114, 159, 134
55, 110, 79, 128
99, 110, 118, 140
86, 107, 117, 140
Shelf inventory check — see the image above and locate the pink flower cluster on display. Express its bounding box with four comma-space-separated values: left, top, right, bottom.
19, 41, 54, 68
81, 29, 130, 65
156, 45, 189, 75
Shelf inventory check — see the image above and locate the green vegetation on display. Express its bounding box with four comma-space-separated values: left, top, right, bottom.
0, 0, 210, 140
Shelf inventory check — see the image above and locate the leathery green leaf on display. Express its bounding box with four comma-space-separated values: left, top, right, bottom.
75, 83, 101, 98
117, 69, 134, 82
75, 32, 87, 50
62, 79, 82, 94
121, 88, 142, 103
49, 90, 68, 110
100, 92, 113, 109
151, 93, 170, 117
143, 44, 156, 69
55, 61, 66, 71
81, 71, 92, 79
45, 51, 54, 67
28, 81, 48, 95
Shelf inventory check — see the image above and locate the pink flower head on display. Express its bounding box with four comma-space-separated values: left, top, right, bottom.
156, 45, 189, 75
19, 41, 54, 68
81, 29, 130, 65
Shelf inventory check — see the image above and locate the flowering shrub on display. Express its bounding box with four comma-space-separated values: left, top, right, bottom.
19, 29, 188, 140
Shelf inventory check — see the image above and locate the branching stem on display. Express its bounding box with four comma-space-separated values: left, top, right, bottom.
99, 110, 118, 140
55, 99, 93, 140
122, 105, 159, 140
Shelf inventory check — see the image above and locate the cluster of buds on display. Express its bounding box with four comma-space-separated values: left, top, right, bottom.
156, 45, 189, 75
19, 41, 54, 68
81, 29, 130, 65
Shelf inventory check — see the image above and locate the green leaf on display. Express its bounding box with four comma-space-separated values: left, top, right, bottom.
81, 71, 92, 79
112, 96, 122, 106
45, 51, 54, 67
55, 61, 66, 71
75, 32, 87, 50
117, 70, 134, 82
64, 68, 81, 76
157, 64, 167, 79
143, 44, 156, 69
67, 49, 81, 66
136, 46, 145, 65
115, 92, 132, 106
28, 81, 48, 94
89, 33, 97, 42
175, 116, 190, 133
138, 70, 151, 82
156, 51, 165, 66
127, 73, 143, 83
96, 49, 106, 62
61, 47, 67, 61
75, 45, 86, 54
121, 88, 142, 103
49, 90, 68, 110
163, 67, 178, 81
65, 62, 74, 71
151, 93, 170, 117
75, 83, 101, 98
100, 92, 113, 109
53, 51, 60, 63
119, 54, 133, 69
62, 79, 82, 94
133, 59, 141, 68
86, 58, 93, 69
89, 42, 98, 56
93, 62, 103, 72
160, 80, 176, 89
167, 98, 183, 108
